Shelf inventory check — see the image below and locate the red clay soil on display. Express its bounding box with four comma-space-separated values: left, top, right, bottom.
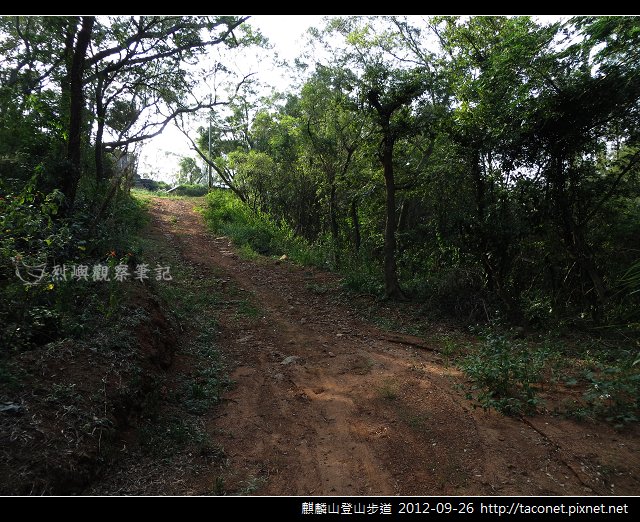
142, 197, 640, 495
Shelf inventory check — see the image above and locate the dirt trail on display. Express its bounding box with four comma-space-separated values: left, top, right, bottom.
146, 197, 640, 495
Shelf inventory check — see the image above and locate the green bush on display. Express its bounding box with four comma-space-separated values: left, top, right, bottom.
204, 189, 326, 266
0, 179, 148, 352
340, 256, 384, 295
581, 353, 640, 426
173, 184, 208, 197
460, 331, 550, 415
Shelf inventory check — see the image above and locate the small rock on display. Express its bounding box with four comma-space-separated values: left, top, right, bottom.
281, 356, 300, 365
0, 402, 24, 415
328, 352, 336, 357
336, 333, 344, 337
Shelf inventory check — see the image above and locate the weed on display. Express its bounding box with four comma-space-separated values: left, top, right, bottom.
179, 364, 231, 416
305, 282, 329, 295
46, 383, 80, 404
171, 184, 209, 197
240, 475, 267, 495
581, 355, 640, 427
438, 334, 461, 366
212, 476, 226, 495
351, 356, 374, 375
203, 189, 327, 268
236, 299, 261, 319
238, 244, 259, 260
405, 412, 429, 430
0, 360, 21, 390
378, 379, 399, 401
459, 332, 549, 416
140, 416, 207, 455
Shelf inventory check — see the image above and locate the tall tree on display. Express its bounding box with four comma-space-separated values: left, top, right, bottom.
64, 16, 95, 207
1, 15, 255, 208
322, 16, 442, 298
299, 65, 365, 265
365, 68, 430, 298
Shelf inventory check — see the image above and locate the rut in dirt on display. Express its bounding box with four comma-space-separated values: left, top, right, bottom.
146, 197, 640, 496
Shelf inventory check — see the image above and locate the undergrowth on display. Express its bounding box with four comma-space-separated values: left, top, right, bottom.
457, 329, 640, 425
203, 189, 328, 268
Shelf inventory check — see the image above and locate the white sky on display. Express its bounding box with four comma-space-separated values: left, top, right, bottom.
138, 15, 326, 182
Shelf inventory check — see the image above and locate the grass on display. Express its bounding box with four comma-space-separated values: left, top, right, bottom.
405, 411, 429, 430
123, 194, 237, 462
45, 383, 80, 404
306, 282, 331, 295
378, 379, 399, 401
203, 189, 328, 268
239, 475, 267, 495
238, 243, 260, 260
236, 299, 261, 320
351, 355, 374, 375
212, 476, 226, 495
131, 187, 207, 201
140, 415, 208, 456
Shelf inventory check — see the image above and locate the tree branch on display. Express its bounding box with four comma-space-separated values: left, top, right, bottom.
580, 147, 640, 226
176, 122, 247, 203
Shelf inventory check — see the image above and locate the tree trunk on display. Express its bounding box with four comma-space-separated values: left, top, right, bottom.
382, 135, 405, 300
350, 197, 361, 253
64, 16, 95, 209
95, 74, 106, 181
552, 155, 607, 320
328, 175, 340, 267
471, 148, 495, 292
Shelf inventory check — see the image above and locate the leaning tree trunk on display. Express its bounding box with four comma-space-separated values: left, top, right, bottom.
64, 16, 95, 210
95, 74, 106, 181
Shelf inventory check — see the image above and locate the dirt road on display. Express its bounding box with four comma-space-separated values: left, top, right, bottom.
136, 197, 640, 495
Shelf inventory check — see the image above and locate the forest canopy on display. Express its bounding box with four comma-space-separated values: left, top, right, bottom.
192, 16, 640, 329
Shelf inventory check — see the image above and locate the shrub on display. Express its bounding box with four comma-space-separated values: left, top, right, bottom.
204, 189, 325, 266
0, 179, 148, 351
173, 184, 208, 197
581, 353, 640, 426
460, 331, 550, 415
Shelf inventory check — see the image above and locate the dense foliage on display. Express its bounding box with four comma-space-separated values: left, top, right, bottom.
198, 16, 640, 331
